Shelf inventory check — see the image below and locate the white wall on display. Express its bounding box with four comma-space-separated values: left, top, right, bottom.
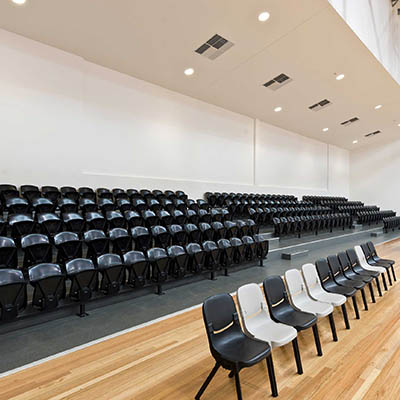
0, 29, 350, 200
329, 0, 400, 84
350, 140, 400, 213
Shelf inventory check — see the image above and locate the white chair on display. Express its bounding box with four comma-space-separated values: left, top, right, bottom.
285, 269, 337, 342
354, 245, 388, 291
237, 283, 303, 374
302, 263, 350, 330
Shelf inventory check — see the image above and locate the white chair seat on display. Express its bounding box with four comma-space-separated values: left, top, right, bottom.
355, 246, 386, 274
285, 269, 334, 318
294, 295, 333, 317
237, 283, 298, 348
247, 316, 297, 347
302, 263, 347, 307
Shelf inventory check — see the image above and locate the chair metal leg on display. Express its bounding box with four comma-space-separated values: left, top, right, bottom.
382, 273, 388, 291
234, 371, 243, 400
266, 355, 278, 397
387, 269, 393, 286
291, 338, 303, 374
328, 313, 338, 342
375, 277, 383, 297
391, 265, 396, 281
341, 303, 350, 329
352, 295, 360, 319
195, 363, 220, 400
312, 324, 323, 356
361, 288, 368, 311
368, 282, 376, 303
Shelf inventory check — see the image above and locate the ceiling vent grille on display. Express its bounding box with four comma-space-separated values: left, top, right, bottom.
195, 34, 234, 60
340, 117, 360, 127
365, 130, 381, 137
309, 99, 332, 111
263, 73, 293, 91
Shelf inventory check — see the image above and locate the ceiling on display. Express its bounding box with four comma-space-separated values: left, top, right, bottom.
0, 0, 399, 150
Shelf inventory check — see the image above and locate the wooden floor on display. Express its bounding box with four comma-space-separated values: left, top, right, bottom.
1, 240, 400, 400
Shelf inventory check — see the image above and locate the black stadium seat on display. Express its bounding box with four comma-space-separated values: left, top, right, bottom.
97, 254, 124, 295
123, 251, 149, 287
6, 197, 30, 215
60, 186, 79, 202
63, 213, 85, 236
131, 226, 151, 252
0, 237, 17, 269
167, 245, 188, 278
42, 186, 61, 203
0, 269, 27, 321
58, 198, 78, 214
37, 213, 62, 238
21, 234, 52, 270
32, 197, 55, 214
186, 243, 205, 274
148, 248, 169, 294
84, 230, 109, 264
54, 232, 83, 266
29, 263, 64, 310
66, 258, 97, 317
109, 228, 132, 255
79, 187, 96, 201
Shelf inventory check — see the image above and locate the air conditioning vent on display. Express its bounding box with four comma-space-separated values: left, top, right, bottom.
365, 130, 381, 137
263, 73, 292, 91
309, 99, 332, 111
195, 34, 234, 60
341, 117, 360, 127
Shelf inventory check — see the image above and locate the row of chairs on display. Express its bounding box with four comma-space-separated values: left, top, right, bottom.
273, 213, 352, 237
356, 210, 396, 225
1, 220, 260, 270
0, 235, 270, 321
196, 241, 395, 399
205, 192, 297, 207
2, 196, 215, 216
302, 195, 348, 205
383, 216, 400, 232
337, 205, 379, 215
1, 209, 240, 243
0, 185, 189, 206
250, 206, 337, 226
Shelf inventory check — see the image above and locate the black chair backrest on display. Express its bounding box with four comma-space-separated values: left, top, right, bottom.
315, 259, 332, 281
0, 237, 17, 269
84, 229, 106, 241
97, 253, 122, 270
327, 255, 342, 275
337, 251, 351, 271
202, 293, 241, 355
263, 275, 287, 311
346, 248, 360, 267
66, 258, 95, 275
21, 233, 49, 248
28, 263, 62, 282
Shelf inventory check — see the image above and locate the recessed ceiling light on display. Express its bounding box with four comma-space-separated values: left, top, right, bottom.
352, 140, 358, 144
184, 68, 194, 76
322, 128, 329, 132
258, 12, 270, 22
398, 123, 400, 127
374, 104, 383, 110
12, 0, 26, 4
274, 106, 282, 113
336, 74, 345, 81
